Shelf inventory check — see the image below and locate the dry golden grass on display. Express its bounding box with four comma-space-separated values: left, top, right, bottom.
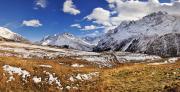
0, 56, 101, 92
0, 55, 179, 92
100, 62, 180, 92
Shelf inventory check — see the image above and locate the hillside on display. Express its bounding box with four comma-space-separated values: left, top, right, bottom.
0, 55, 179, 91
0, 27, 29, 43
94, 11, 180, 57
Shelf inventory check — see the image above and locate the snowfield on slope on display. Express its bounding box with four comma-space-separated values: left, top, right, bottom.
148, 57, 179, 65
95, 12, 180, 57
39, 33, 95, 51
0, 42, 162, 67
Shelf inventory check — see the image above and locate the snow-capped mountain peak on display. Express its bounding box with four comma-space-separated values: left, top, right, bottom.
0, 27, 28, 42
40, 33, 94, 51
62, 32, 73, 37
94, 11, 180, 57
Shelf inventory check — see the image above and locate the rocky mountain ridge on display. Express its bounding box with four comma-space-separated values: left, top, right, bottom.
94, 11, 180, 57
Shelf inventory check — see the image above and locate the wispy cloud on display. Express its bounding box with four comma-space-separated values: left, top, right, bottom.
81, 25, 104, 31
70, 24, 81, 28
34, 0, 47, 9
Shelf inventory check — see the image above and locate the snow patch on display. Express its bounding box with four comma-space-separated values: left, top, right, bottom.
69, 76, 75, 82
59, 63, 64, 65
167, 58, 178, 63
33, 76, 42, 83
3, 65, 30, 82
148, 62, 168, 65
7, 76, 15, 83
118, 54, 161, 61
75, 72, 99, 81
148, 57, 178, 65
39, 65, 52, 68
71, 63, 84, 68
43, 71, 62, 88
66, 86, 71, 90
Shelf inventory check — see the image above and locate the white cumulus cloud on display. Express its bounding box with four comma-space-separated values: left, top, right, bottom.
22, 19, 42, 27
63, 0, 80, 15
35, 0, 47, 9
106, 0, 180, 26
85, 8, 111, 27
84, 0, 180, 32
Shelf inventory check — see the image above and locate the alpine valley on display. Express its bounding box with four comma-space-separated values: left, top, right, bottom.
0, 11, 179, 92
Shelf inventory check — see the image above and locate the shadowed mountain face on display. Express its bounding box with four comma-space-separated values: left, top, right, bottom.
146, 33, 180, 57
94, 11, 180, 57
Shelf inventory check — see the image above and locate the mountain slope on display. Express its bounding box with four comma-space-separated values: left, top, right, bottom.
82, 36, 101, 45
39, 33, 94, 51
146, 33, 180, 57
0, 27, 29, 42
94, 11, 180, 57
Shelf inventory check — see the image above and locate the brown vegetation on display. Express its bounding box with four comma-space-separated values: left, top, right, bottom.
0, 55, 179, 92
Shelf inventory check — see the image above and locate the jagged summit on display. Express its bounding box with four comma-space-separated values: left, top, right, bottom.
143, 11, 168, 19
62, 32, 74, 37
94, 11, 180, 57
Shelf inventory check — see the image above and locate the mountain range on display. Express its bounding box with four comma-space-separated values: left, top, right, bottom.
1, 11, 180, 57
39, 33, 95, 51
94, 11, 180, 57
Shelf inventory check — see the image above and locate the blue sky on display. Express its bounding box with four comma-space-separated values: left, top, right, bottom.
0, 0, 175, 41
